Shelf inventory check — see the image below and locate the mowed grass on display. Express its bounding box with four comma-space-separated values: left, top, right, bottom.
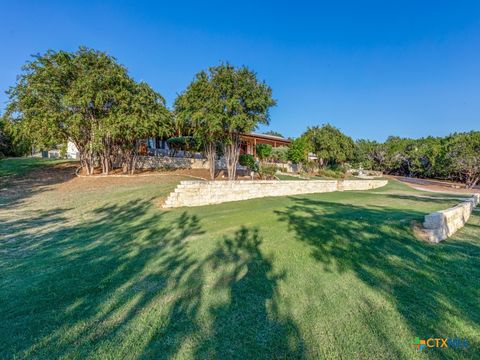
0, 158, 479, 359
0, 157, 70, 180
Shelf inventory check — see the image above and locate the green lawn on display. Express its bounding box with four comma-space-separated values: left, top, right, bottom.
276, 173, 359, 181
0, 158, 71, 186
0, 157, 69, 179
276, 173, 307, 180
1, 158, 479, 359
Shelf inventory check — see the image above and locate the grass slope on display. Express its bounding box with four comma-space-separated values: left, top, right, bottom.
0, 158, 478, 359
0, 157, 70, 179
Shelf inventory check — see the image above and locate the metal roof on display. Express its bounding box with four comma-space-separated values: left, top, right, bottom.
243, 132, 291, 142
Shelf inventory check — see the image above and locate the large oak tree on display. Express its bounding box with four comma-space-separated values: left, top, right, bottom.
175, 63, 276, 180
3, 47, 170, 175
174, 71, 222, 180
302, 124, 355, 168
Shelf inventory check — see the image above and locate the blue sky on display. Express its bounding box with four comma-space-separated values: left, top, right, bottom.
1, 1, 479, 141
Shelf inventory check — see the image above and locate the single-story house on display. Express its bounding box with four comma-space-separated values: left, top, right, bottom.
146, 132, 290, 157
67, 132, 291, 160
239, 133, 291, 156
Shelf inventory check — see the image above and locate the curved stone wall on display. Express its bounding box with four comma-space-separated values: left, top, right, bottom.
422, 194, 480, 243
163, 179, 388, 208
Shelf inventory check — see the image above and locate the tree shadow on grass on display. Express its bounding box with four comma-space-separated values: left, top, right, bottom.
139, 226, 304, 359
1, 201, 304, 359
192, 227, 304, 359
382, 193, 466, 204
276, 197, 480, 357
0, 199, 205, 358
0, 162, 77, 210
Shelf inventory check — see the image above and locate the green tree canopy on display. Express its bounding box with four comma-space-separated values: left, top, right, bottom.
3, 47, 169, 174
446, 131, 480, 188
212, 64, 276, 179
270, 146, 289, 163
0, 118, 31, 158
255, 143, 273, 162
174, 70, 223, 179
175, 63, 276, 180
351, 132, 479, 188
302, 124, 355, 167
287, 137, 310, 164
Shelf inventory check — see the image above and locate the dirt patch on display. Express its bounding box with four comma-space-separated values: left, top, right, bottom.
0, 162, 78, 204
1, 161, 259, 209
76, 167, 254, 181
1, 162, 193, 205
411, 220, 433, 243
392, 176, 479, 194
58, 173, 186, 192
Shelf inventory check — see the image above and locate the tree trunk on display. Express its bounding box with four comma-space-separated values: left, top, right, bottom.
205, 141, 216, 180
76, 142, 90, 176
121, 141, 139, 175
102, 155, 109, 175
223, 133, 240, 180
121, 149, 132, 174
467, 175, 479, 189
319, 158, 324, 168
85, 153, 94, 175
100, 155, 105, 175
130, 154, 137, 175
130, 140, 138, 175
103, 151, 111, 175
80, 152, 93, 176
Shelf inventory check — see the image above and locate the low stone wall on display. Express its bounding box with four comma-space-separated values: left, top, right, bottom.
339, 179, 389, 191
422, 194, 480, 243
135, 156, 210, 169
163, 179, 388, 208
135, 155, 246, 171
135, 155, 297, 172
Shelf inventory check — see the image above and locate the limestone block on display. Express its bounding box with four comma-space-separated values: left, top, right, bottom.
421, 194, 479, 243
162, 179, 388, 208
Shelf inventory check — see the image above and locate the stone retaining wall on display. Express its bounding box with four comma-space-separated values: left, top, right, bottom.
135, 155, 246, 171
135, 156, 299, 172
422, 194, 480, 243
135, 156, 210, 169
163, 179, 388, 208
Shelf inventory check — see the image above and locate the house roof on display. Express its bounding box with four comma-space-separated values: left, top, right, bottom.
242, 132, 291, 143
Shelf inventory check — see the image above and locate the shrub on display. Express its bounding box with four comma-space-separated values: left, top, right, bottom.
287, 137, 310, 164
59, 143, 67, 158
258, 164, 277, 180
317, 166, 346, 179
270, 146, 289, 163
239, 154, 258, 172
303, 161, 318, 174
167, 136, 198, 151
256, 143, 272, 162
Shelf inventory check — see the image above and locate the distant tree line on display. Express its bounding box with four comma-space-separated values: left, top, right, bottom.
354, 132, 480, 188
287, 124, 480, 188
